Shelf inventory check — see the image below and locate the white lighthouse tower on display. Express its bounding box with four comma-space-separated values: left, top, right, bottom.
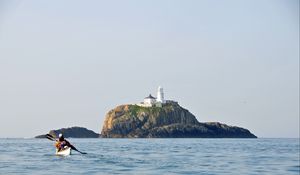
156, 86, 165, 104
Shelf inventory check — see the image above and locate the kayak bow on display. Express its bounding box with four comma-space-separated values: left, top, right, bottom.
56, 147, 71, 156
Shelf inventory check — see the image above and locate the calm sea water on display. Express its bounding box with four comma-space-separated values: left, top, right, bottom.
0, 138, 299, 174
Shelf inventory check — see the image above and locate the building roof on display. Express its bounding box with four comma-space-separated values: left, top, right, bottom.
144, 94, 156, 99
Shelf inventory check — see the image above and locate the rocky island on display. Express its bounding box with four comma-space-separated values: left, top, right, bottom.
101, 87, 256, 138
100, 102, 256, 138
35, 126, 100, 138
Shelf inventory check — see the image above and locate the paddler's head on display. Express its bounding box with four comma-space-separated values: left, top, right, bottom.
58, 133, 64, 141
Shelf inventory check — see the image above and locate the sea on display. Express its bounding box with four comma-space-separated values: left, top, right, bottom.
0, 138, 299, 175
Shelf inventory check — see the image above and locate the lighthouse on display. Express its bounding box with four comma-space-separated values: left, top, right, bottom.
156, 86, 165, 103
136, 86, 168, 107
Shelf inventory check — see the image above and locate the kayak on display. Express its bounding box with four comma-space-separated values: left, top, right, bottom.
56, 147, 71, 156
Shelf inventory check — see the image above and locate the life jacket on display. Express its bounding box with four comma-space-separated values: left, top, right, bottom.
55, 141, 61, 149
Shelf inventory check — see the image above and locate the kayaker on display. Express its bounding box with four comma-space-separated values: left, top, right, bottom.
55, 133, 71, 151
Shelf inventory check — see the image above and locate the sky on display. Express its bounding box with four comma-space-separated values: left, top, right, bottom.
0, 0, 299, 138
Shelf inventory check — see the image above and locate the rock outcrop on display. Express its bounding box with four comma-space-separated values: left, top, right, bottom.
100, 102, 257, 138
35, 126, 100, 138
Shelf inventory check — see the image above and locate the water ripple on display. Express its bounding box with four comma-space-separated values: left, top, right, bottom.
0, 138, 299, 174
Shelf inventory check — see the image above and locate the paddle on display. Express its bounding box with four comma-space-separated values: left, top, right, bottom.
69, 145, 87, 154
46, 134, 56, 141
46, 134, 87, 154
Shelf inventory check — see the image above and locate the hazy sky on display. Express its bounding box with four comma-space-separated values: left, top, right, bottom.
0, 0, 299, 138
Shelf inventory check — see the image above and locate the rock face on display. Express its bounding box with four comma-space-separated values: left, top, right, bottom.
100, 102, 257, 138
35, 126, 100, 138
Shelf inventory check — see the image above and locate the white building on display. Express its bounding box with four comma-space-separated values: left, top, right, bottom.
143, 94, 156, 107
136, 86, 166, 107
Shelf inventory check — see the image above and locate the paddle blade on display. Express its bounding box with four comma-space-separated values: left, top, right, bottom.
46, 134, 56, 139
46, 135, 55, 141
70, 145, 87, 154
45, 134, 57, 141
